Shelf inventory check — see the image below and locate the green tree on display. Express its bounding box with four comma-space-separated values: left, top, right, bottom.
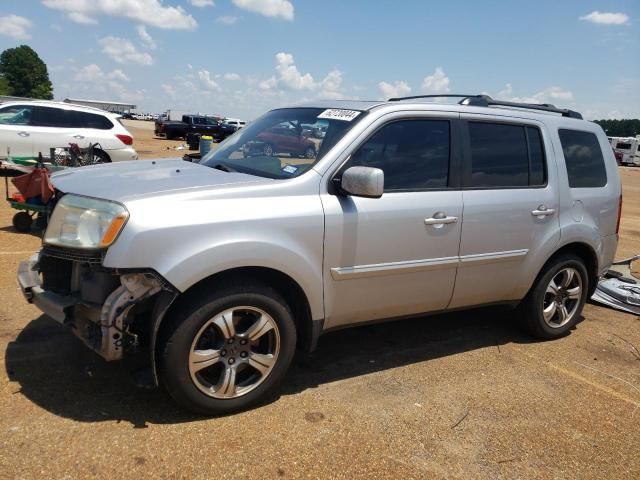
0, 45, 53, 99
594, 119, 640, 137
0, 75, 12, 95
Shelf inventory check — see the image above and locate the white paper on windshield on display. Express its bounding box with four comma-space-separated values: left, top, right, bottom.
317, 109, 361, 122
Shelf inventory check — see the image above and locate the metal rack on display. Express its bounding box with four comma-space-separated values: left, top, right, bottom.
387, 94, 583, 119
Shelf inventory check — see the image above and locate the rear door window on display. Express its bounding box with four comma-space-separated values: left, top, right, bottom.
466, 122, 547, 188
559, 129, 607, 188
32, 106, 73, 127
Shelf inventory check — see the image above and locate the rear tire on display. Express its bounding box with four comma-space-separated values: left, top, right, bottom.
518, 254, 588, 339
159, 281, 297, 415
88, 148, 110, 165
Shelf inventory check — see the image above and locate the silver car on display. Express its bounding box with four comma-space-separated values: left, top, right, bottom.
17, 95, 622, 414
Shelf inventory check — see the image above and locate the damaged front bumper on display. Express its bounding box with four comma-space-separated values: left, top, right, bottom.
18, 250, 169, 362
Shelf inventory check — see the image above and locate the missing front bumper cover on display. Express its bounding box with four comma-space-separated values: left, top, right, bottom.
18, 257, 163, 361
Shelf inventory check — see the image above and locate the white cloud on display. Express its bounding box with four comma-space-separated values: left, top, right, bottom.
259, 76, 277, 90
162, 83, 178, 99
100, 36, 153, 65
42, 0, 197, 30
190, 0, 214, 6
68, 11, 97, 24
579, 11, 630, 26
319, 69, 343, 98
224, 73, 241, 81
257, 53, 343, 99
74, 64, 103, 82
216, 15, 239, 24
108, 69, 130, 82
136, 25, 156, 49
198, 70, 221, 91
74, 64, 130, 82
232, 0, 293, 21
378, 80, 411, 99
421, 67, 450, 94
72, 64, 143, 102
274, 52, 314, 89
0, 14, 32, 40
495, 84, 574, 104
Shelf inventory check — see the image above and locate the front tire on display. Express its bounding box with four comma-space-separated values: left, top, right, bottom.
159, 282, 297, 415
519, 254, 589, 339
12, 211, 32, 232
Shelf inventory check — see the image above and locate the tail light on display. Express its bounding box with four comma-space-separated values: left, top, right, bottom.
616, 194, 623, 234
115, 134, 133, 146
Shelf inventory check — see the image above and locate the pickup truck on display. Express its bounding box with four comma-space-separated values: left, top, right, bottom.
155, 115, 235, 141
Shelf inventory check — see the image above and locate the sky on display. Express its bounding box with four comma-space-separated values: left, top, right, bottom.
0, 0, 638, 120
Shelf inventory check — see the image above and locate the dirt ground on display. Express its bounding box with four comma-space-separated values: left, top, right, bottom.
0, 123, 638, 479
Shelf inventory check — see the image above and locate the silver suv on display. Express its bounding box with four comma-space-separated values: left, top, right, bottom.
17, 95, 622, 414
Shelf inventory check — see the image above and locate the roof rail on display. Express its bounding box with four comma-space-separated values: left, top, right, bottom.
387, 94, 583, 119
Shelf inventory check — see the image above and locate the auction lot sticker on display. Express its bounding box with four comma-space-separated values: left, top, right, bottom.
318, 109, 361, 121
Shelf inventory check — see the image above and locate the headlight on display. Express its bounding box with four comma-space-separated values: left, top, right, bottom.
44, 195, 129, 249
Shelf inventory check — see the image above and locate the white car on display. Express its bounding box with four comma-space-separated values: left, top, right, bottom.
223, 118, 246, 130
0, 101, 138, 163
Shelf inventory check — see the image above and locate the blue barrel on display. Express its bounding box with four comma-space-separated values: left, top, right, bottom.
199, 135, 213, 157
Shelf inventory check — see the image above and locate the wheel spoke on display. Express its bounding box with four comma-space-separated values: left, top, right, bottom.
561, 269, 575, 288
567, 286, 581, 300
213, 312, 235, 339
546, 280, 559, 296
189, 349, 221, 373
215, 366, 237, 397
244, 314, 274, 342
543, 302, 557, 322
248, 352, 275, 376
557, 303, 569, 324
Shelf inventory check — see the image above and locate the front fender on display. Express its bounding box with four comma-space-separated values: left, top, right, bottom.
162, 240, 324, 320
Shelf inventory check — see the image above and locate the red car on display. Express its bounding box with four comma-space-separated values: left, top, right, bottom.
245, 124, 317, 158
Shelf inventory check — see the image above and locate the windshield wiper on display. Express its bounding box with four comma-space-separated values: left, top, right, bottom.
212, 163, 236, 173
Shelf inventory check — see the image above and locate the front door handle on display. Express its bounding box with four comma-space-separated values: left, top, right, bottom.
17, 131, 30, 137
531, 205, 556, 217
425, 214, 458, 226
73, 134, 85, 139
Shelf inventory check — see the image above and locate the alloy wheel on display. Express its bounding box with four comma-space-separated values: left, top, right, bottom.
188, 306, 280, 399
542, 267, 583, 328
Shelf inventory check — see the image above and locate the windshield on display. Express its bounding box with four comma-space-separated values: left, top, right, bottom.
201, 107, 366, 179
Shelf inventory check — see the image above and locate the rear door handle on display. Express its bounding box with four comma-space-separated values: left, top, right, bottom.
73, 134, 85, 139
531, 205, 556, 217
17, 131, 30, 137
425, 215, 458, 226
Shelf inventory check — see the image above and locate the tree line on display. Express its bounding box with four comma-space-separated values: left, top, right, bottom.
593, 119, 640, 138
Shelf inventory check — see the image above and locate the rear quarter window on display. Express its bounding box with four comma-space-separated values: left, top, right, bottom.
558, 129, 607, 188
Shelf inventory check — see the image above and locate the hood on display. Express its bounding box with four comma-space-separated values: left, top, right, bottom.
51, 159, 270, 202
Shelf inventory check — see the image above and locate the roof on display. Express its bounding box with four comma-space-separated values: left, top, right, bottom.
0, 98, 122, 116
63, 98, 136, 108
289, 95, 586, 124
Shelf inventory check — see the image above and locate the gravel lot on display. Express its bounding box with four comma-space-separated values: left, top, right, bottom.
0, 123, 638, 479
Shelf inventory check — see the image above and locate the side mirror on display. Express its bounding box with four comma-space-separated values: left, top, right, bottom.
340, 166, 384, 198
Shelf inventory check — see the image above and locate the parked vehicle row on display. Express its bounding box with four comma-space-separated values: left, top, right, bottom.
17, 95, 621, 416
154, 114, 236, 141
0, 100, 138, 163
